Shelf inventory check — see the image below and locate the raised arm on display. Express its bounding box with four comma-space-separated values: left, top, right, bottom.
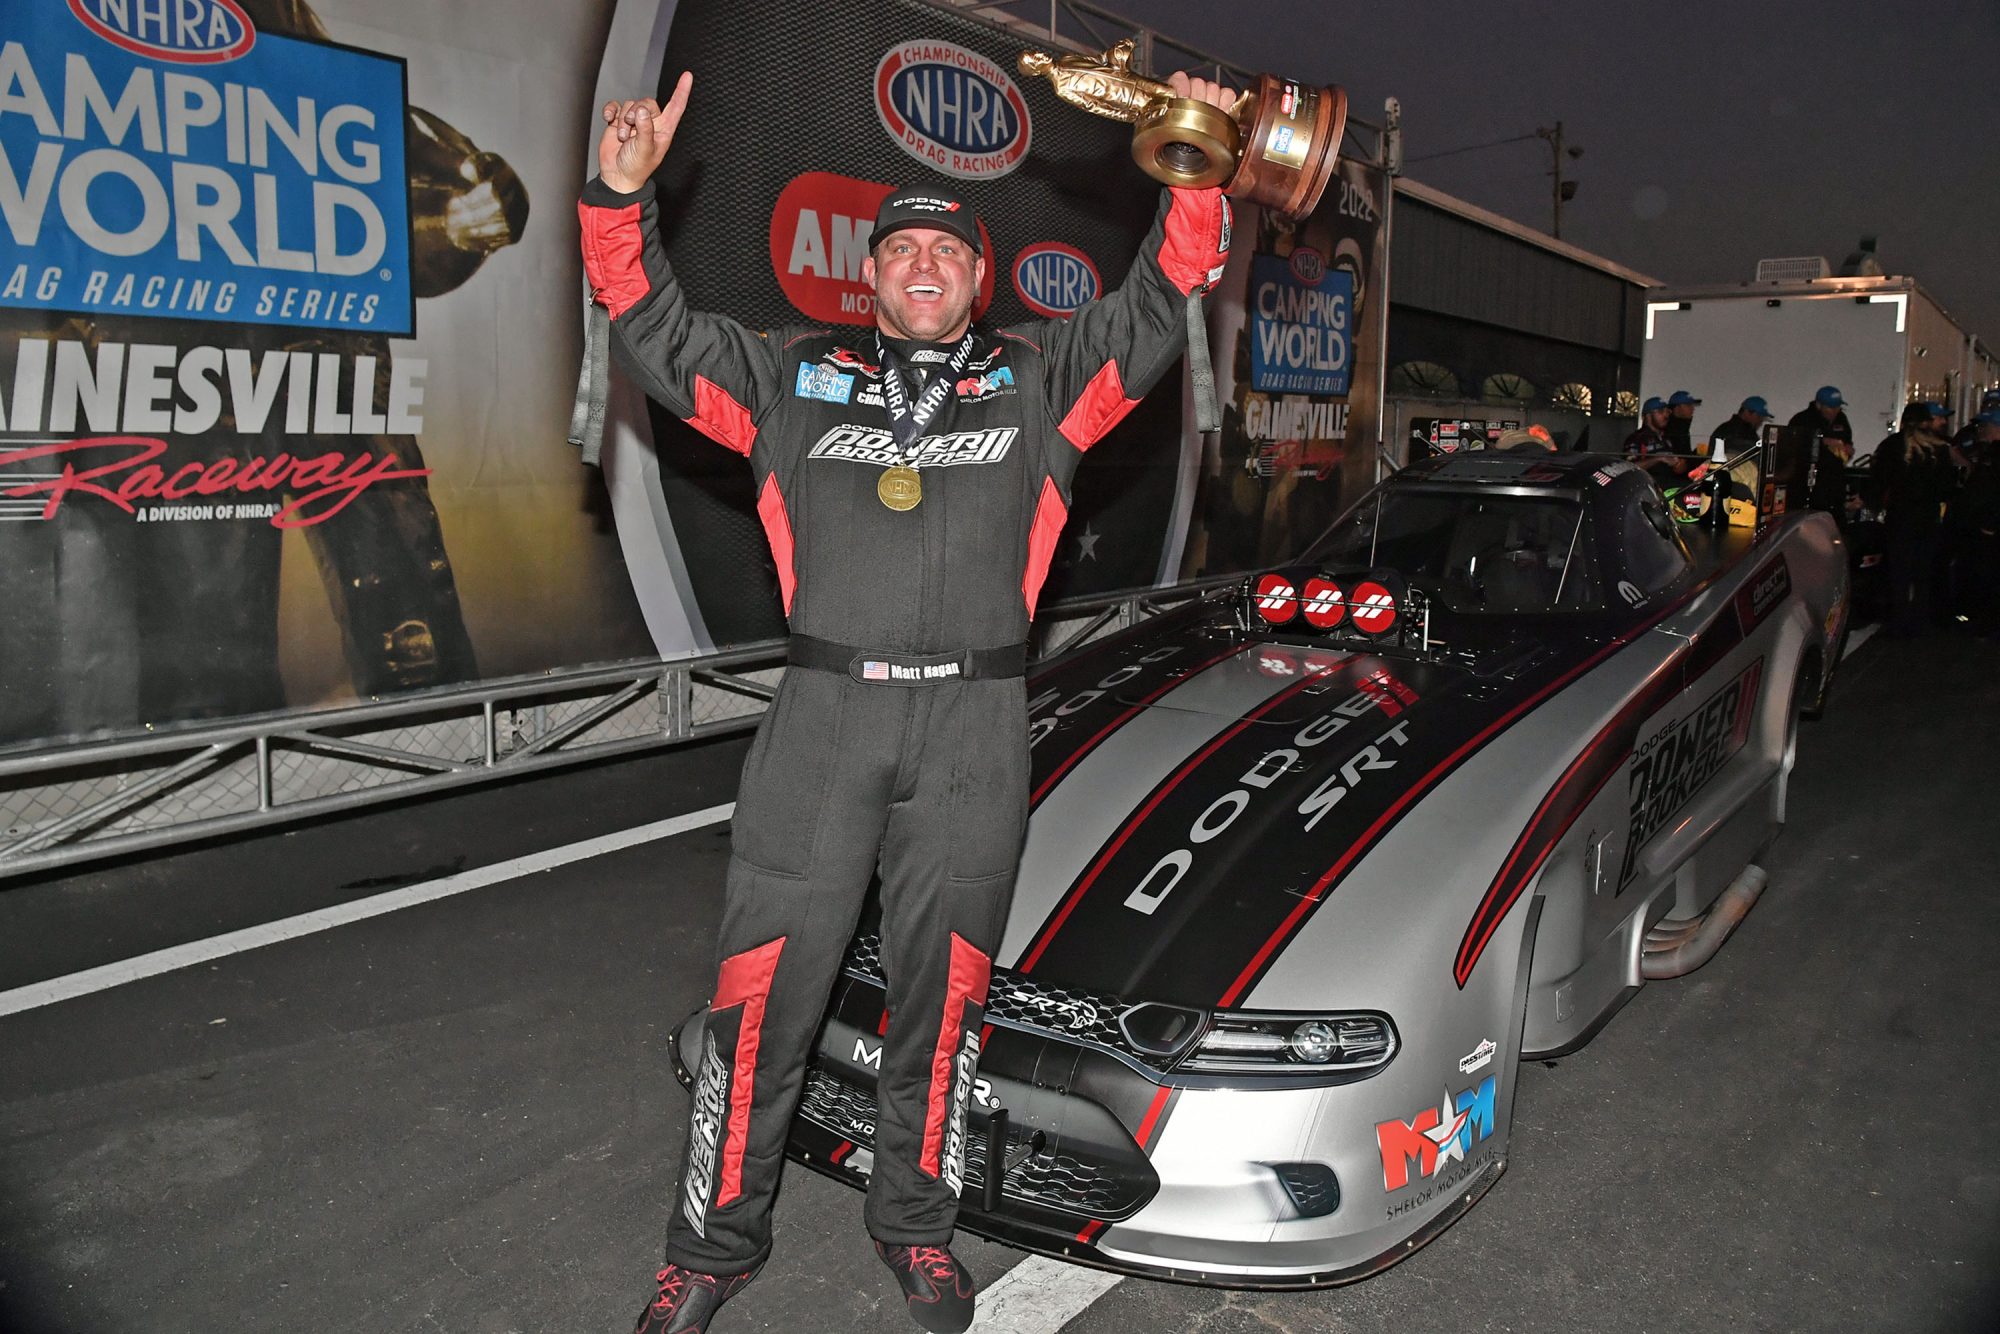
580, 74, 784, 455
1018, 72, 1235, 456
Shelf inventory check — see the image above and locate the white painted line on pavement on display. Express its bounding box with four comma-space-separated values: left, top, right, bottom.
0, 802, 734, 1019
972, 1254, 1124, 1333
1843, 622, 1878, 659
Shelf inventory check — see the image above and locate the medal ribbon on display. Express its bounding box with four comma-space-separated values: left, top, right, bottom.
876, 332, 976, 460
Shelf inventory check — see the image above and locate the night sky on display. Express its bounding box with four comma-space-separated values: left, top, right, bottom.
1120, 0, 2000, 344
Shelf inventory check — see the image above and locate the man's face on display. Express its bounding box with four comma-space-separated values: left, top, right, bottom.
864, 227, 985, 342
1646, 408, 1671, 431
1815, 401, 1839, 421
1672, 403, 1695, 420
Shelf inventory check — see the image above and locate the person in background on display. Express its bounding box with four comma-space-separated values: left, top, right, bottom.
1708, 395, 1773, 461
1948, 411, 2000, 637
1665, 389, 1702, 454
1874, 401, 1959, 636
1625, 396, 1683, 482
1784, 388, 1856, 516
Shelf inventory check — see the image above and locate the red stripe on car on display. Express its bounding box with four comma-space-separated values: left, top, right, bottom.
1133, 1086, 1174, 1150
1029, 641, 1251, 808
1020, 658, 1347, 973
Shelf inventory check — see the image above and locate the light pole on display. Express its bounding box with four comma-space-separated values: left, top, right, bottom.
1535, 122, 1584, 238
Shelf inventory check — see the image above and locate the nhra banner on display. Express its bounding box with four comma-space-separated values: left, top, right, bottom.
0, 0, 656, 746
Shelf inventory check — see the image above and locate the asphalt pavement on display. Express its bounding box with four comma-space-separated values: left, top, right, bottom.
1, 631, 1996, 1334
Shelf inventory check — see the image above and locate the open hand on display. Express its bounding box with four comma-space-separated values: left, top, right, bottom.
598, 71, 693, 193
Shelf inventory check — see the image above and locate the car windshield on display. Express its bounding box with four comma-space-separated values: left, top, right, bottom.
1298, 489, 1594, 612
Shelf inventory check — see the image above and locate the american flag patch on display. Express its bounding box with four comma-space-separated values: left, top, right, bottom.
861, 661, 889, 681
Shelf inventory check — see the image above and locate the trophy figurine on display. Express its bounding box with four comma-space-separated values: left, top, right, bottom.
1020, 40, 1347, 219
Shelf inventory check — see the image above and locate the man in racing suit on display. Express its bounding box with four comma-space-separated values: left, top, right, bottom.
582, 71, 1233, 1334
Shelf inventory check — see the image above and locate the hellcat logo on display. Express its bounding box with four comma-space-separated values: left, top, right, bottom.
68, 0, 258, 65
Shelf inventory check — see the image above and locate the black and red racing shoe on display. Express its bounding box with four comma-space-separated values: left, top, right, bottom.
872, 1241, 977, 1334
630, 1261, 760, 1334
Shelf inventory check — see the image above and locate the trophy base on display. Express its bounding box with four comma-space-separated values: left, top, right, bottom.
1225, 74, 1347, 219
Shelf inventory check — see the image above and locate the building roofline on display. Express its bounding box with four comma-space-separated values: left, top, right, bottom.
1392, 176, 1663, 289
1647, 275, 1989, 346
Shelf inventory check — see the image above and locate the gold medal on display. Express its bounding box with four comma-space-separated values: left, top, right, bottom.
878, 465, 922, 511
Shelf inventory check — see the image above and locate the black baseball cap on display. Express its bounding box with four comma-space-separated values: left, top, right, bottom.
870, 186, 982, 253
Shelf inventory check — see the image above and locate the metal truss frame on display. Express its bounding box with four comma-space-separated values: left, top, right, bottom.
0, 579, 1234, 880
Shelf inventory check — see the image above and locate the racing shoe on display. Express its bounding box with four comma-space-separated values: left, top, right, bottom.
630, 1262, 760, 1334
873, 1241, 977, 1333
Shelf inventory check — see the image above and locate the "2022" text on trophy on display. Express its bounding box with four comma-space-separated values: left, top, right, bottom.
1019, 41, 1347, 219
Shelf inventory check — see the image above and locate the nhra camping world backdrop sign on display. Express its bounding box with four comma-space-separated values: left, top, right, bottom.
1179, 156, 1389, 578
0, 0, 659, 747
2, 0, 415, 335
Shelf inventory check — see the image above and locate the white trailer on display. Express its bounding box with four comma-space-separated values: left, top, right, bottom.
1641, 275, 1998, 460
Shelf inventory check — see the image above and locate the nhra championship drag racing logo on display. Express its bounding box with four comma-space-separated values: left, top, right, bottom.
1011, 242, 1099, 318
1376, 1074, 1498, 1193
681, 1032, 730, 1238
2, 0, 414, 334
874, 39, 1029, 179
1618, 658, 1764, 887
808, 424, 1016, 469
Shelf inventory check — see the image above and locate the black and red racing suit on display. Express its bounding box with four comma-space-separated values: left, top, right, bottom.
578, 174, 1229, 1272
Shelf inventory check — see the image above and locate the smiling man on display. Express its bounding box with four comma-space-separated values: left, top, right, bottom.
580, 69, 1233, 1334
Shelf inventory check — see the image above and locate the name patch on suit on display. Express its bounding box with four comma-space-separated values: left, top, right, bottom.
808, 425, 1017, 468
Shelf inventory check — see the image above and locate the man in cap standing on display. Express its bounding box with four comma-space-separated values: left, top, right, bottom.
582, 69, 1235, 1334
1779, 386, 1852, 498
1625, 396, 1683, 481
1707, 395, 1773, 462
1664, 389, 1702, 454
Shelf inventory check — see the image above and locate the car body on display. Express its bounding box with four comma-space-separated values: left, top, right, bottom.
674, 451, 1849, 1286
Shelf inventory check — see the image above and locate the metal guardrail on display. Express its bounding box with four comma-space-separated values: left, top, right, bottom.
0, 578, 1238, 880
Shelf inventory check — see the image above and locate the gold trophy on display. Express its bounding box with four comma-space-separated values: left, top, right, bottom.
1020, 41, 1347, 219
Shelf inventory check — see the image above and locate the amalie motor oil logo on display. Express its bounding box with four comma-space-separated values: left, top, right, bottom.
1011, 242, 1099, 319
770, 172, 993, 326
1, 0, 414, 335
873, 40, 1030, 180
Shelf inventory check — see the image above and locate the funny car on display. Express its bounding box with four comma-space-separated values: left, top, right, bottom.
675, 449, 1849, 1286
